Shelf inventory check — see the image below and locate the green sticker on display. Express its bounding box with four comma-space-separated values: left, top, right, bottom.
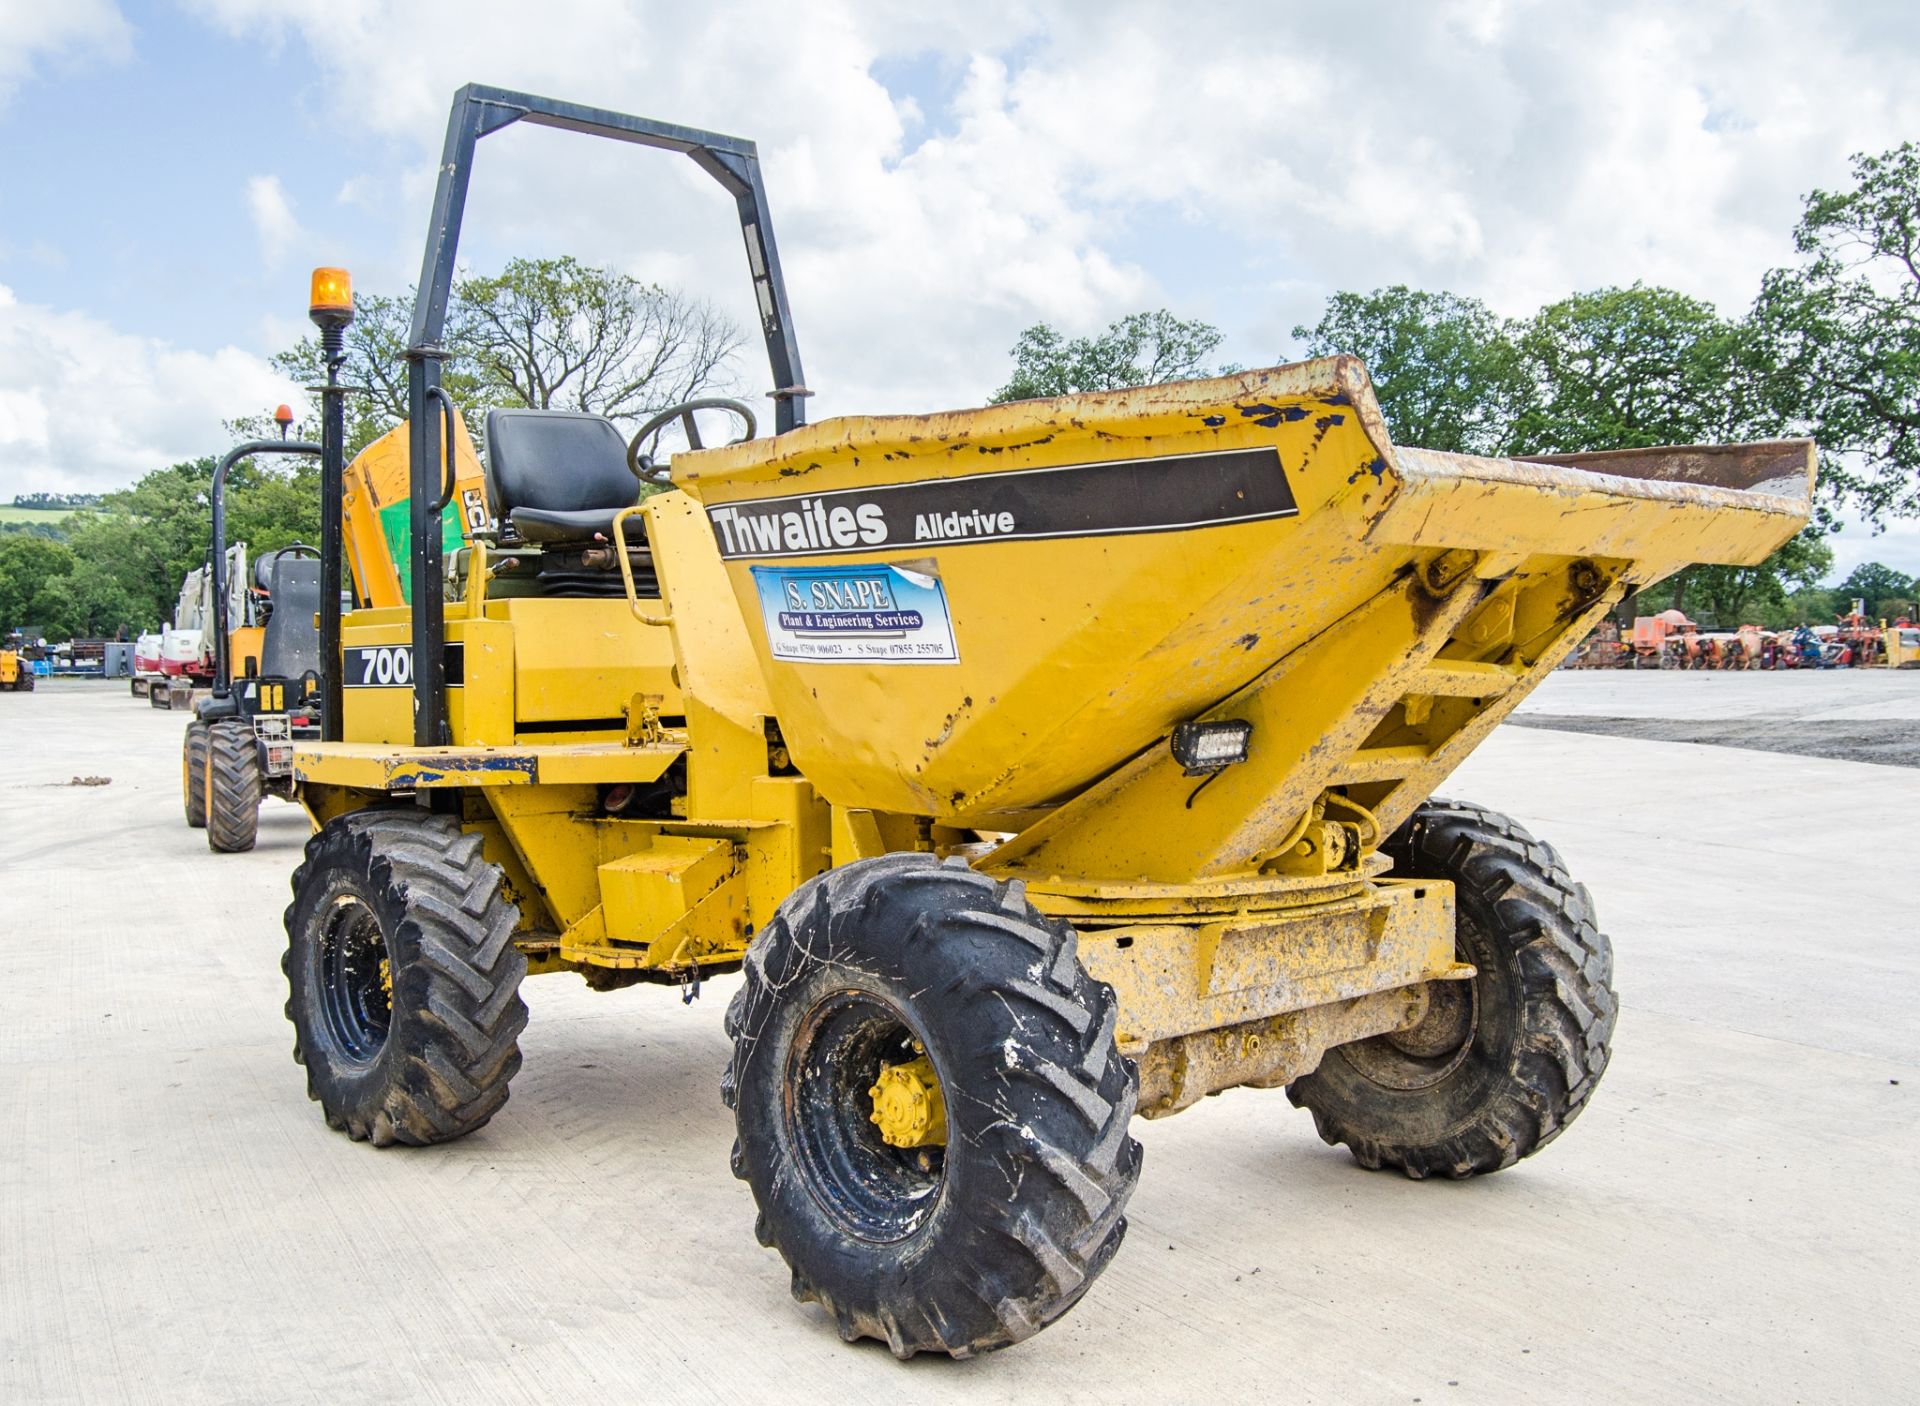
376, 500, 465, 604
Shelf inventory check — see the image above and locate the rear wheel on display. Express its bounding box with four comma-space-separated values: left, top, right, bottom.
182, 722, 209, 828
724, 854, 1141, 1358
282, 810, 527, 1146
1288, 799, 1616, 1178
204, 719, 261, 852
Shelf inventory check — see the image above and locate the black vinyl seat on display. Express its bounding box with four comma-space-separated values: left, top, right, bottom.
258, 555, 321, 682
485, 409, 639, 545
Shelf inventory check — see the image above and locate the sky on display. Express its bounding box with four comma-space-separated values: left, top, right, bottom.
1, 0, 1918, 580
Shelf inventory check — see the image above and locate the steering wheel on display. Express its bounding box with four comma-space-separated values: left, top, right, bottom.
627, 397, 758, 485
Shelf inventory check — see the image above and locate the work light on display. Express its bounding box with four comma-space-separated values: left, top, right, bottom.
1170, 720, 1253, 775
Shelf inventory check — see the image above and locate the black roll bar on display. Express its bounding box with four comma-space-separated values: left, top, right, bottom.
397, 84, 811, 746
208, 439, 322, 698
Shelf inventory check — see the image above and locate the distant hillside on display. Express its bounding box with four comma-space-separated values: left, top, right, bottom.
9, 492, 99, 510
0, 505, 77, 527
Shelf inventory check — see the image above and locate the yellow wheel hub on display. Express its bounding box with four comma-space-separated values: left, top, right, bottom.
868, 1051, 947, 1149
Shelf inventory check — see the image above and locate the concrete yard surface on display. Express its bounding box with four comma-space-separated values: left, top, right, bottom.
2, 677, 1916, 1404
1512, 668, 1920, 766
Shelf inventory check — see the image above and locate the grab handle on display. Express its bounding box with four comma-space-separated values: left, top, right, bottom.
612, 505, 671, 627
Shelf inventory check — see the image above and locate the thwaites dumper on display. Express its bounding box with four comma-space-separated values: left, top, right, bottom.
182, 420, 328, 852
282, 85, 1813, 1359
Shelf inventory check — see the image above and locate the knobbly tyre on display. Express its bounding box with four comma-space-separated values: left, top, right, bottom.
276, 83, 1813, 1359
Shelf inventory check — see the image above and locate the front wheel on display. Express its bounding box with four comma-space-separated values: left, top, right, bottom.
182, 721, 209, 828
204, 719, 261, 852
724, 855, 1141, 1358
282, 811, 528, 1146
1288, 799, 1616, 1178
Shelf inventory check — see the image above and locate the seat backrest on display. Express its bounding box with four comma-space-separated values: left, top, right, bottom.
485, 409, 635, 518
253, 546, 313, 592
259, 557, 322, 682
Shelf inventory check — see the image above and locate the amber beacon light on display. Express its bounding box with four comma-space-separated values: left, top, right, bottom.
308, 266, 354, 328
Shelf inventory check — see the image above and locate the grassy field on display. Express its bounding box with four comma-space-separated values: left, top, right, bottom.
0, 505, 75, 525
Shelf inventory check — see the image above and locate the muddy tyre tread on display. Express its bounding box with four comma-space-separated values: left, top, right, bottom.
182, 721, 210, 828
204, 719, 261, 852
1288, 798, 1616, 1179
282, 810, 528, 1147
723, 854, 1141, 1359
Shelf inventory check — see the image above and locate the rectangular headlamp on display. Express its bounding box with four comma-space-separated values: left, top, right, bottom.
1170, 719, 1253, 775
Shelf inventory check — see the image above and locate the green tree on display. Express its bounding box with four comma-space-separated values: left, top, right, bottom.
1509, 285, 1777, 612
1291, 286, 1528, 454
1834, 560, 1914, 607
52, 466, 210, 633
1779, 585, 1838, 627
1510, 284, 1752, 453
1680, 527, 1833, 626
0, 518, 68, 542
0, 535, 75, 631
32, 453, 326, 638
30, 559, 144, 638
264, 260, 744, 454
1750, 142, 1920, 522
990, 310, 1231, 403
457, 256, 743, 423
259, 291, 436, 455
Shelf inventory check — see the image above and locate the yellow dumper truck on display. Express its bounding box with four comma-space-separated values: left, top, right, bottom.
278, 86, 1813, 1359
0, 633, 37, 692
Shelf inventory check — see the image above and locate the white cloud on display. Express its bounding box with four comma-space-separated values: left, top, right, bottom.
0, 1, 130, 106
1827, 511, 1920, 585
175, 0, 1920, 416
174, 0, 1160, 416
11, 0, 1920, 515
0, 282, 303, 497
246, 174, 304, 268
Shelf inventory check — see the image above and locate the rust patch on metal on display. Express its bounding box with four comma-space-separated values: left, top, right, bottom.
924, 696, 973, 752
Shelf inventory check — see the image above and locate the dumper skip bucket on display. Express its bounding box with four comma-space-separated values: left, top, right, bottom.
674, 357, 1811, 829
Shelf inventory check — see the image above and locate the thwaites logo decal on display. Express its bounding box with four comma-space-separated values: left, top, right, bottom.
344, 643, 466, 688
751, 563, 959, 665
705, 446, 1297, 560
